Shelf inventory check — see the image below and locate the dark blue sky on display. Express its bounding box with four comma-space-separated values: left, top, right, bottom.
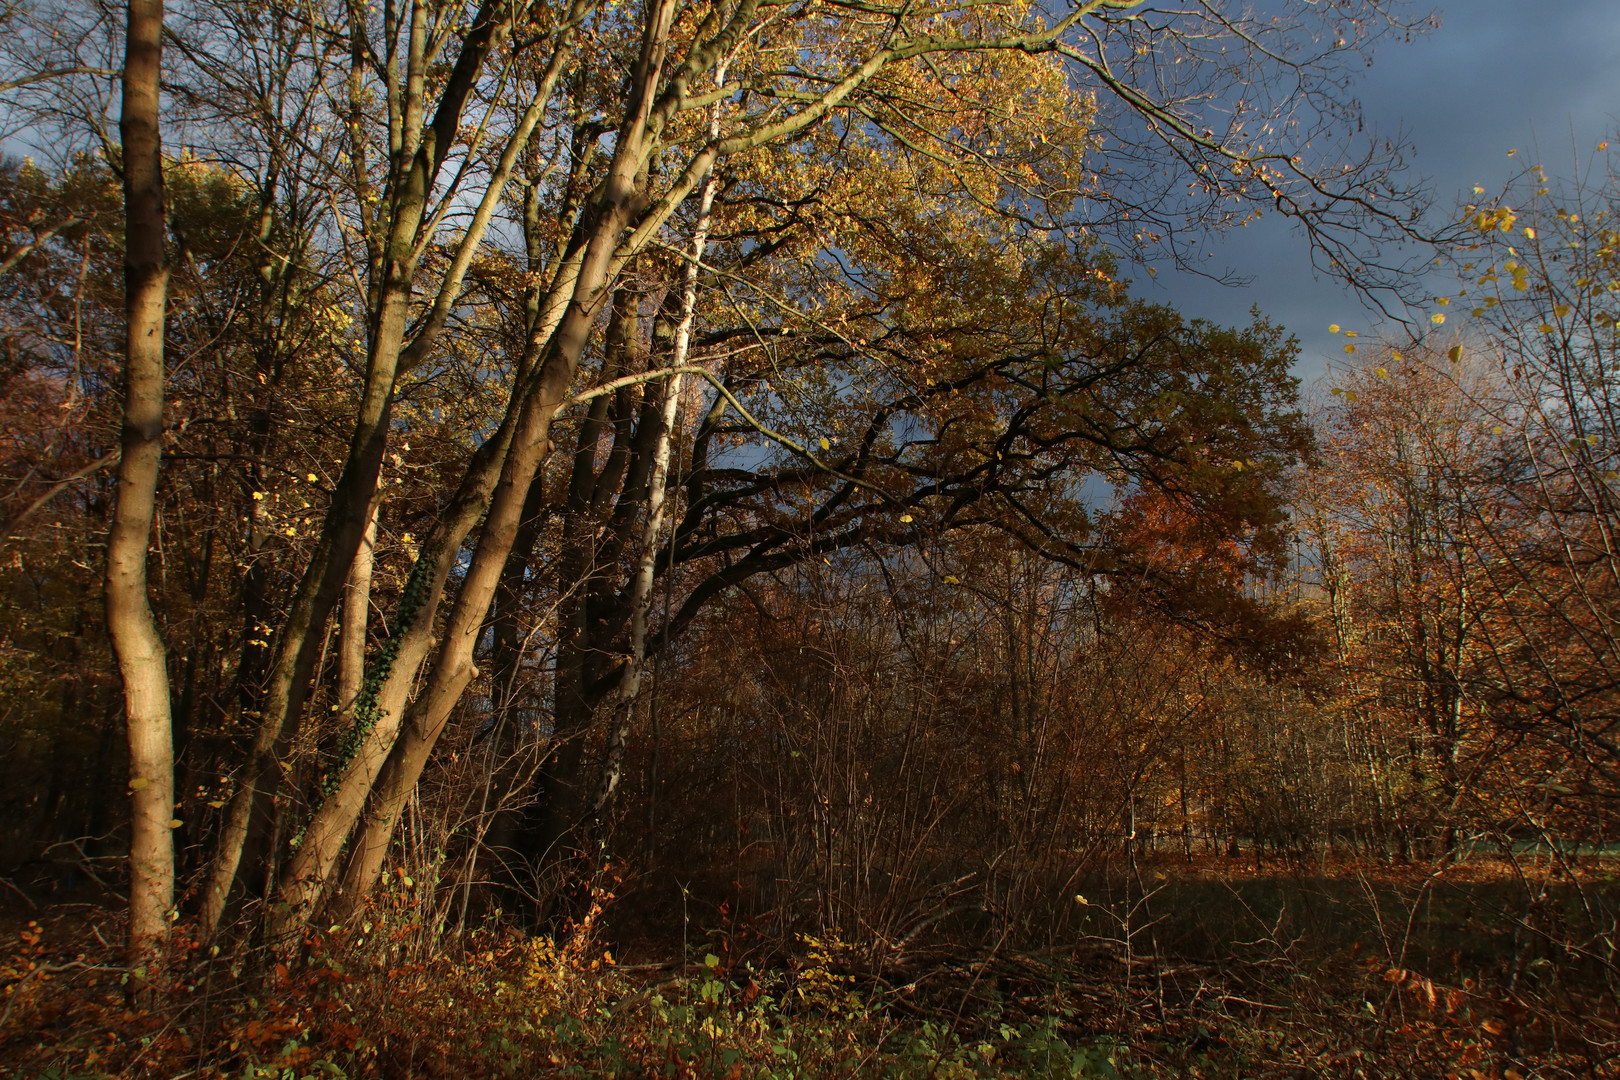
1152, 0, 1620, 382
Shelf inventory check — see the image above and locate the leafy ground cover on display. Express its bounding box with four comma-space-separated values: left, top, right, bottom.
3, 858, 1616, 1079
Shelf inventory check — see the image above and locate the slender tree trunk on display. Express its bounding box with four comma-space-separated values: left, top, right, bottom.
589, 86, 723, 829
198, 0, 608, 940
338, 494, 380, 713
197, 0, 530, 938
326, 382, 565, 915
298, 203, 637, 923
264, 232, 585, 934
199, 310, 399, 938
292, 4, 682, 926
107, 0, 173, 989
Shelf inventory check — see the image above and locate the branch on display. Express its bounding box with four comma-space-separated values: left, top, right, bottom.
1, 448, 120, 541
0, 67, 114, 94
0, 217, 80, 275
561, 364, 888, 497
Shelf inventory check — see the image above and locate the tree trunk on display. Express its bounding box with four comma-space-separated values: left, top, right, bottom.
107, 0, 173, 991
197, 0, 533, 938
338, 494, 380, 713
290, 2, 682, 927
588, 84, 723, 832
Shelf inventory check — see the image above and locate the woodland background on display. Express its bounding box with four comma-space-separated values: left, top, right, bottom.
0, 0, 1617, 1075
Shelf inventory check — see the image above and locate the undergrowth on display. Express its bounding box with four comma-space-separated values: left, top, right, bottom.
5, 864, 1619, 1079
5, 925, 1147, 1079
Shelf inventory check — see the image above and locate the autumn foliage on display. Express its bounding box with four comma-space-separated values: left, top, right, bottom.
2, 0, 1619, 1075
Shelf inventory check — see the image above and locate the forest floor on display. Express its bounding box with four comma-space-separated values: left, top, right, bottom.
1, 856, 1617, 1079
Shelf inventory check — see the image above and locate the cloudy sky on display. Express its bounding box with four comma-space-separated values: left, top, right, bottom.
1151, 0, 1620, 384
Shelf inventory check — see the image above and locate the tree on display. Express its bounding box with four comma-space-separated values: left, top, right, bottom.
1, 0, 1435, 946
104, 0, 174, 984
1307, 349, 1504, 858
1308, 155, 1620, 858
1451, 168, 1620, 799
255, 0, 1428, 932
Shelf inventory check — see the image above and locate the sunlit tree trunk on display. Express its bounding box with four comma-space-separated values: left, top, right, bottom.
106, 0, 173, 990
288, 1, 680, 928
198, 0, 576, 938
338, 495, 380, 714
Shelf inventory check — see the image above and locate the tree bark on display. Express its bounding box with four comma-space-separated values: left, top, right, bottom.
588, 74, 724, 831
291, 0, 682, 925
107, 0, 173, 990
197, 0, 544, 938
338, 494, 380, 714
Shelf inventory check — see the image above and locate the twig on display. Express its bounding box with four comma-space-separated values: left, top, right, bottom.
2, 449, 120, 541
0, 877, 36, 909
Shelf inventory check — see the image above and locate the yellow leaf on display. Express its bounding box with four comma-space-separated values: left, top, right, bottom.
129, 777, 150, 791
1448, 345, 1463, 363
1390, 350, 1404, 362
306, 473, 318, 482
818, 437, 830, 451
1435, 296, 1450, 306
1554, 304, 1571, 317
1344, 330, 1358, 338
899, 514, 913, 523
1431, 313, 1446, 325
1539, 324, 1555, 333
1374, 367, 1389, 378
1492, 426, 1505, 435
944, 574, 961, 585
1523, 227, 1537, 239
168, 819, 184, 829
1328, 324, 1341, 333
1344, 343, 1356, 354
